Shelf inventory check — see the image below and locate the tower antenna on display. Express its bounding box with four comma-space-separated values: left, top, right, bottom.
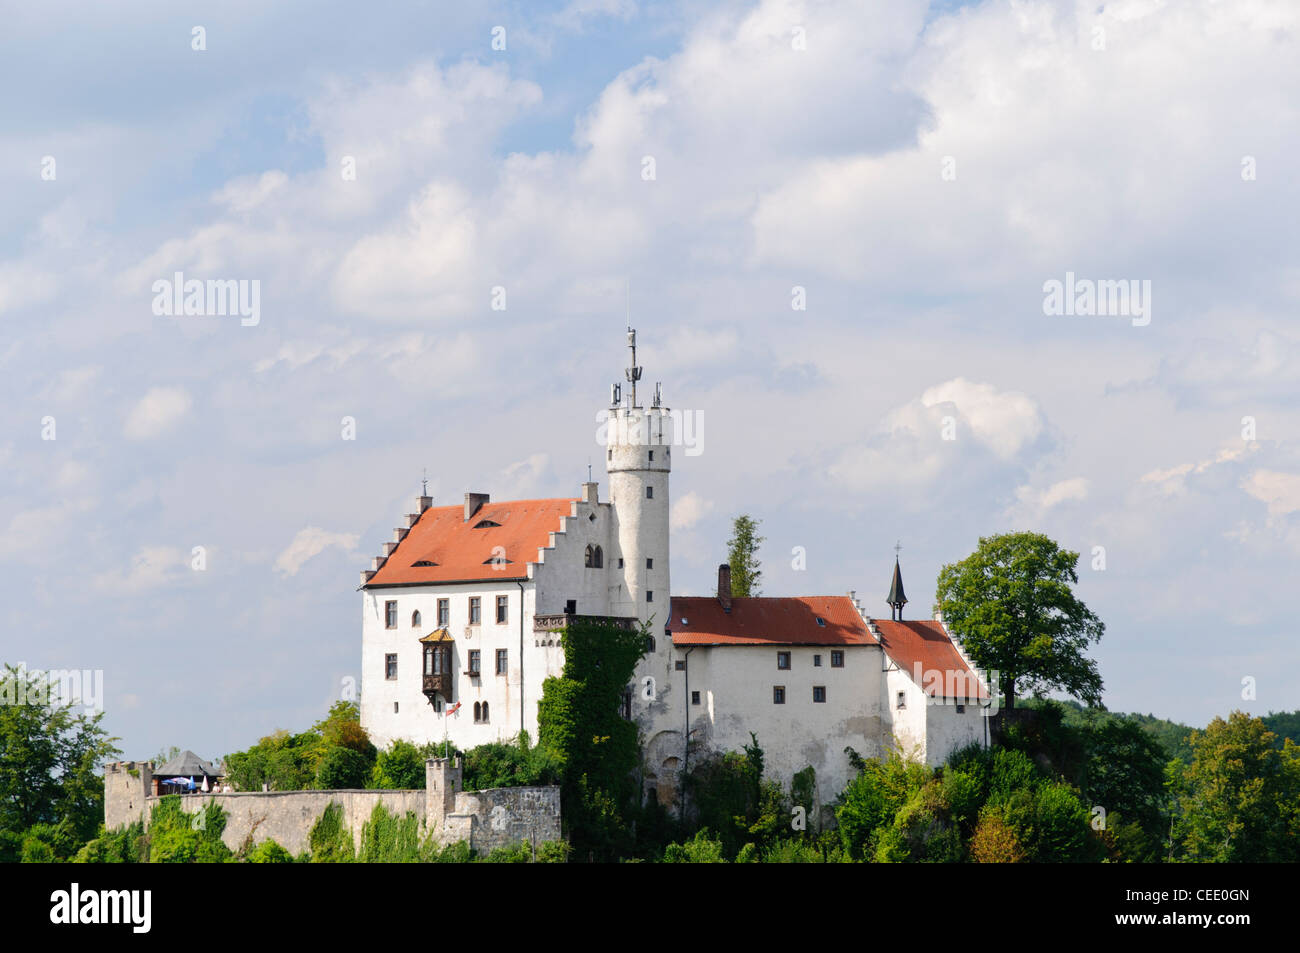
625, 327, 642, 408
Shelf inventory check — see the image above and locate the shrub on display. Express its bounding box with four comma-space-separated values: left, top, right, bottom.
308, 802, 354, 863
662, 830, 728, 863
246, 839, 294, 863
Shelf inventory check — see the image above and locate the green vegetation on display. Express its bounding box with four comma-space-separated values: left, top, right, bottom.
305, 801, 566, 863
934, 532, 1104, 710
223, 700, 375, 792
725, 514, 764, 597
1167, 711, 1300, 862
537, 615, 648, 861
0, 663, 121, 863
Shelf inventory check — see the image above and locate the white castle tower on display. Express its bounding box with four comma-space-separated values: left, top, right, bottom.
605, 328, 671, 630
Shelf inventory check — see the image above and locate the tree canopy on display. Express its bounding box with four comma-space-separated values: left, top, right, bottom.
0, 663, 121, 861
933, 532, 1104, 710
726, 514, 765, 597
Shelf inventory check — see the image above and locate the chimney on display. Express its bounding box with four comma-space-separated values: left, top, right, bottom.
717, 563, 732, 612
464, 492, 490, 522
581, 482, 598, 505
417, 495, 432, 513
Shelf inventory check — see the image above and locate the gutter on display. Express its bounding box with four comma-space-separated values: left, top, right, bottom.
517, 580, 526, 738
680, 645, 694, 818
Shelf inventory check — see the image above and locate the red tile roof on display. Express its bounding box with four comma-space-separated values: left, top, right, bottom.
365, 498, 577, 586
667, 596, 875, 646
870, 619, 988, 701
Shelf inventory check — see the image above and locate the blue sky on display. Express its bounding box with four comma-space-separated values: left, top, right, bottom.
3, 0, 1299, 763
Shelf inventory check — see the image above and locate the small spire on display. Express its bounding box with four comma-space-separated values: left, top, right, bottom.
886, 551, 907, 621
421, 468, 428, 496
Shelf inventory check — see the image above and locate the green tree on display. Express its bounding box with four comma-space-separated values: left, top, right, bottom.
369, 739, 428, 789
934, 532, 1104, 710
0, 663, 121, 860
835, 751, 930, 861
726, 515, 765, 597
1169, 711, 1300, 862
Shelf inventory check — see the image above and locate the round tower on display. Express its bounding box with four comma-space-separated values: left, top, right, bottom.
605, 328, 671, 629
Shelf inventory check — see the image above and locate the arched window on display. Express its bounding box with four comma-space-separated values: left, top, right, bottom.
585, 544, 603, 568
411, 610, 421, 627
482, 701, 489, 722
473, 702, 481, 722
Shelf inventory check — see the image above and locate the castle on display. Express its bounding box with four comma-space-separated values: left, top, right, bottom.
359, 330, 991, 806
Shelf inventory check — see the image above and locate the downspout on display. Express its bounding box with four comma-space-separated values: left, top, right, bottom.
517, 580, 526, 738
680, 646, 694, 818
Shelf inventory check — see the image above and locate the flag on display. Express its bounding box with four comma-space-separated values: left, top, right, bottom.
446, 702, 462, 716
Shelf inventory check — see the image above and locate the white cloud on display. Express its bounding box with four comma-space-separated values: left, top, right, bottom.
918, 379, 1042, 460
95, 546, 190, 593
1140, 447, 1250, 495
1240, 470, 1300, 517
1009, 476, 1089, 522
214, 170, 288, 213
124, 387, 192, 439
671, 490, 713, 531
831, 378, 1044, 494
274, 527, 360, 576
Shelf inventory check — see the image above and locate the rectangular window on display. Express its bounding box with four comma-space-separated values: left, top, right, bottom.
431, 695, 442, 713
814, 654, 822, 667
777, 651, 791, 670
645, 486, 653, 499
648, 451, 654, 461
393, 701, 399, 714
831, 650, 844, 668
646, 557, 653, 569
385, 654, 397, 680
813, 686, 826, 703
469, 597, 481, 624
646, 590, 654, 602
674, 659, 686, 671
896, 690, 906, 709
773, 686, 786, 705
496, 595, 508, 624
955, 704, 965, 714
496, 649, 508, 675
691, 691, 701, 706
385, 601, 397, 629
469, 650, 481, 674
437, 598, 449, 626
618, 558, 625, 568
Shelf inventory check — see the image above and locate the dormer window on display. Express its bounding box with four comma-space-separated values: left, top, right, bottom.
815, 617, 826, 627
483, 555, 512, 565
473, 519, 501, 529
412, 560, 438, 567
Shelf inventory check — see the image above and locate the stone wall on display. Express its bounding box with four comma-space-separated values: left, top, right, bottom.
104, 757, 562, 858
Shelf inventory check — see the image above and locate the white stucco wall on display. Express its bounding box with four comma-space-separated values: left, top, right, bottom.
361, 580, 549, 748
667, 643, 886, 807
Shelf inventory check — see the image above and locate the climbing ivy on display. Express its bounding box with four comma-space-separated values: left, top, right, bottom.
537, 616, 649, 860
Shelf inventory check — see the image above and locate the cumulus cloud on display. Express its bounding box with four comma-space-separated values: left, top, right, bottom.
124, 387, 192, 439
831, 378, 1045, 495
671, 490, 713, 531
918, 379, 1042, 460
1240, 470, 1300, 518
1008, 477, 1089, 523
274, 527, 360, 576
94, 546, 191, 593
